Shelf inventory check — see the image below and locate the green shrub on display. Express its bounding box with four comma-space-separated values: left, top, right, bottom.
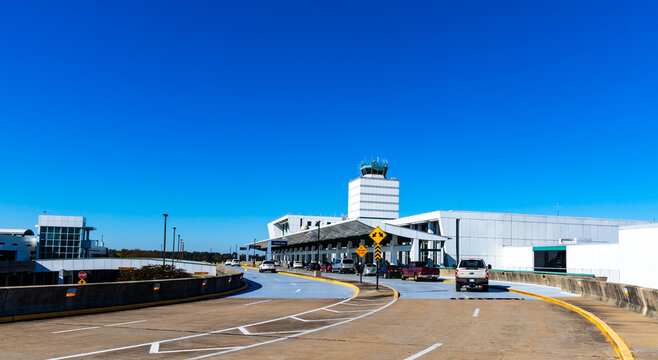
117, 264, 190, 281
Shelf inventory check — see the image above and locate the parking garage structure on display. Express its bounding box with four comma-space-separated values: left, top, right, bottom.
254, 218, 448, 265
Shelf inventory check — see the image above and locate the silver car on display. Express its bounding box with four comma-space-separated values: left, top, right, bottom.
363, 263, 378, 276
259, 260, 277, 273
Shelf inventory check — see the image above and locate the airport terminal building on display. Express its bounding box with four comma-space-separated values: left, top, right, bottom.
255, 161, 655, 286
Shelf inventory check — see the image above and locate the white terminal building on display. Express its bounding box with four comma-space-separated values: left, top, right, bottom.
254, 160, 657, 289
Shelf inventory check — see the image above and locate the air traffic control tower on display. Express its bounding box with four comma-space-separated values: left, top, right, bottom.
348, 160, 399, 220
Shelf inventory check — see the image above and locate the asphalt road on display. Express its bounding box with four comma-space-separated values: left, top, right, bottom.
0, 268, 632, 359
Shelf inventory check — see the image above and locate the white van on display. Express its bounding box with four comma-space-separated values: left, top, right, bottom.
331, 258, 356, 273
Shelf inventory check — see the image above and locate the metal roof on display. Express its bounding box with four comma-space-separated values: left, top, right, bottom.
253, 218, 448, 248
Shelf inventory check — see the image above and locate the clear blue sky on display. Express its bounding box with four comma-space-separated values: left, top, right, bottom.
1, 1, 657, 252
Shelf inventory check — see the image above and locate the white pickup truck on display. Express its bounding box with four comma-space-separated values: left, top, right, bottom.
455, 258, 491, 292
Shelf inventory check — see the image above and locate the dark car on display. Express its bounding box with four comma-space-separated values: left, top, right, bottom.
383, 264, 402, 278
306, 261, 321, 271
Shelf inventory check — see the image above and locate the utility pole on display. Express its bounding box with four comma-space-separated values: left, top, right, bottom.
177, 234, 181, 261
162, 214, 168, 266
171, 227, 176, 266
316, 221, 321, 262
252, 238, 256, 266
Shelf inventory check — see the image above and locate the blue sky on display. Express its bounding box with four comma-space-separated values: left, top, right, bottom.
1, 1, 657, 252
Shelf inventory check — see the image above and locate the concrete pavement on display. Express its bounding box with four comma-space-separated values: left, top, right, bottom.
0, 268, 649, 359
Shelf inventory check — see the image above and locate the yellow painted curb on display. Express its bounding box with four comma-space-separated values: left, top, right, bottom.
444, 277, 632, 359
508, 288, 634, 360
243, 266, 362, 299
0, 283, 248, 324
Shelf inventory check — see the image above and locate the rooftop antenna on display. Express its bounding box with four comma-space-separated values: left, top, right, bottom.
554, 203, 560, 216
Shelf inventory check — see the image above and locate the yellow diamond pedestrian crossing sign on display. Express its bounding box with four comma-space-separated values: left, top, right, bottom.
369, 226, 387, 244
356, 244, 368, 258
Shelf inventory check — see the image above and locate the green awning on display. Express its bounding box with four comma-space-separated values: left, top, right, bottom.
533, 246, 566, 251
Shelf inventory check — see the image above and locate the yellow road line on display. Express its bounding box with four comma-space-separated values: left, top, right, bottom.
507, 288, 634, 360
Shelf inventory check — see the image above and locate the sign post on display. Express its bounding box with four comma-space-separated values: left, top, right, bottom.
355, 245, 368, 283
369, 226, 387, 291
77, 271, 87, 285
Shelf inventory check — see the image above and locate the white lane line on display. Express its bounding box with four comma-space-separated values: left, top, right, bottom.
187, 296, 398, 359
290, 316, 354, 322
52, 320, 147, 334
404, 343, 443, 360
473, 308, 480, 317
290, 283, 297, 285
47, 278, 372, 360
244, 300, 271, 306
295, 288, 301, 293
322, 308, 371, 313
52, 326, 101, 334
341, 302, 386, 306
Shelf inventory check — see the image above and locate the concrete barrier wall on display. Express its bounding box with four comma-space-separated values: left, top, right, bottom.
488, 270, 658, 320
0, 272, 243, 321
216, 265, 244, 276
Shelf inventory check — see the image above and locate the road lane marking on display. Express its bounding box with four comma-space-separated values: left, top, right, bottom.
341, 302, 386, 306
295, 288, 301, 292
47, 272, 392, 360
244, 300, 271, 306
404, 343, 442, 360
290, 316, 354, 322
52, 320, 147, 334
473, 308, 480, 317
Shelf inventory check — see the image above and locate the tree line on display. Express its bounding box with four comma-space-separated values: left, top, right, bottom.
109, 249, 266, 263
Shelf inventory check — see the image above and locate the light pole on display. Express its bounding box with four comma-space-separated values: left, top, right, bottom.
316, 221, 321, 262
252, 238, 256, 266
162, 214, 168, 266
177, 234, 181, 261
171, 227, 176, 266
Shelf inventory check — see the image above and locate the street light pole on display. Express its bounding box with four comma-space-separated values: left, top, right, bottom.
172, 227, 176, 266
162, 214, 168, 266
252, 238, 256, 266
316, 221, 321, 262
177, 234, 181, 261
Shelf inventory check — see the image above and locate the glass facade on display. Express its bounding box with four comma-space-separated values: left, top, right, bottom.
38, 226, 84, 259
534, 250, 567, 273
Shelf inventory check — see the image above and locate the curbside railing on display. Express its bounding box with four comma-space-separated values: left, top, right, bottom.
0, 272, 244, 322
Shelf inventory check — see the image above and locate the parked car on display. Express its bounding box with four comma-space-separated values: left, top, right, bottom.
455, 258, 491, 291
230, 259, 241, 266
306, 261, 321, 271
259, 260, 277, 273
363, 263, 378, 276
401, 261, 440, 281
273, 260, 280, 266
331, 258, 356, 273
293, 261, 304, 269
383, 264, 402, 278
